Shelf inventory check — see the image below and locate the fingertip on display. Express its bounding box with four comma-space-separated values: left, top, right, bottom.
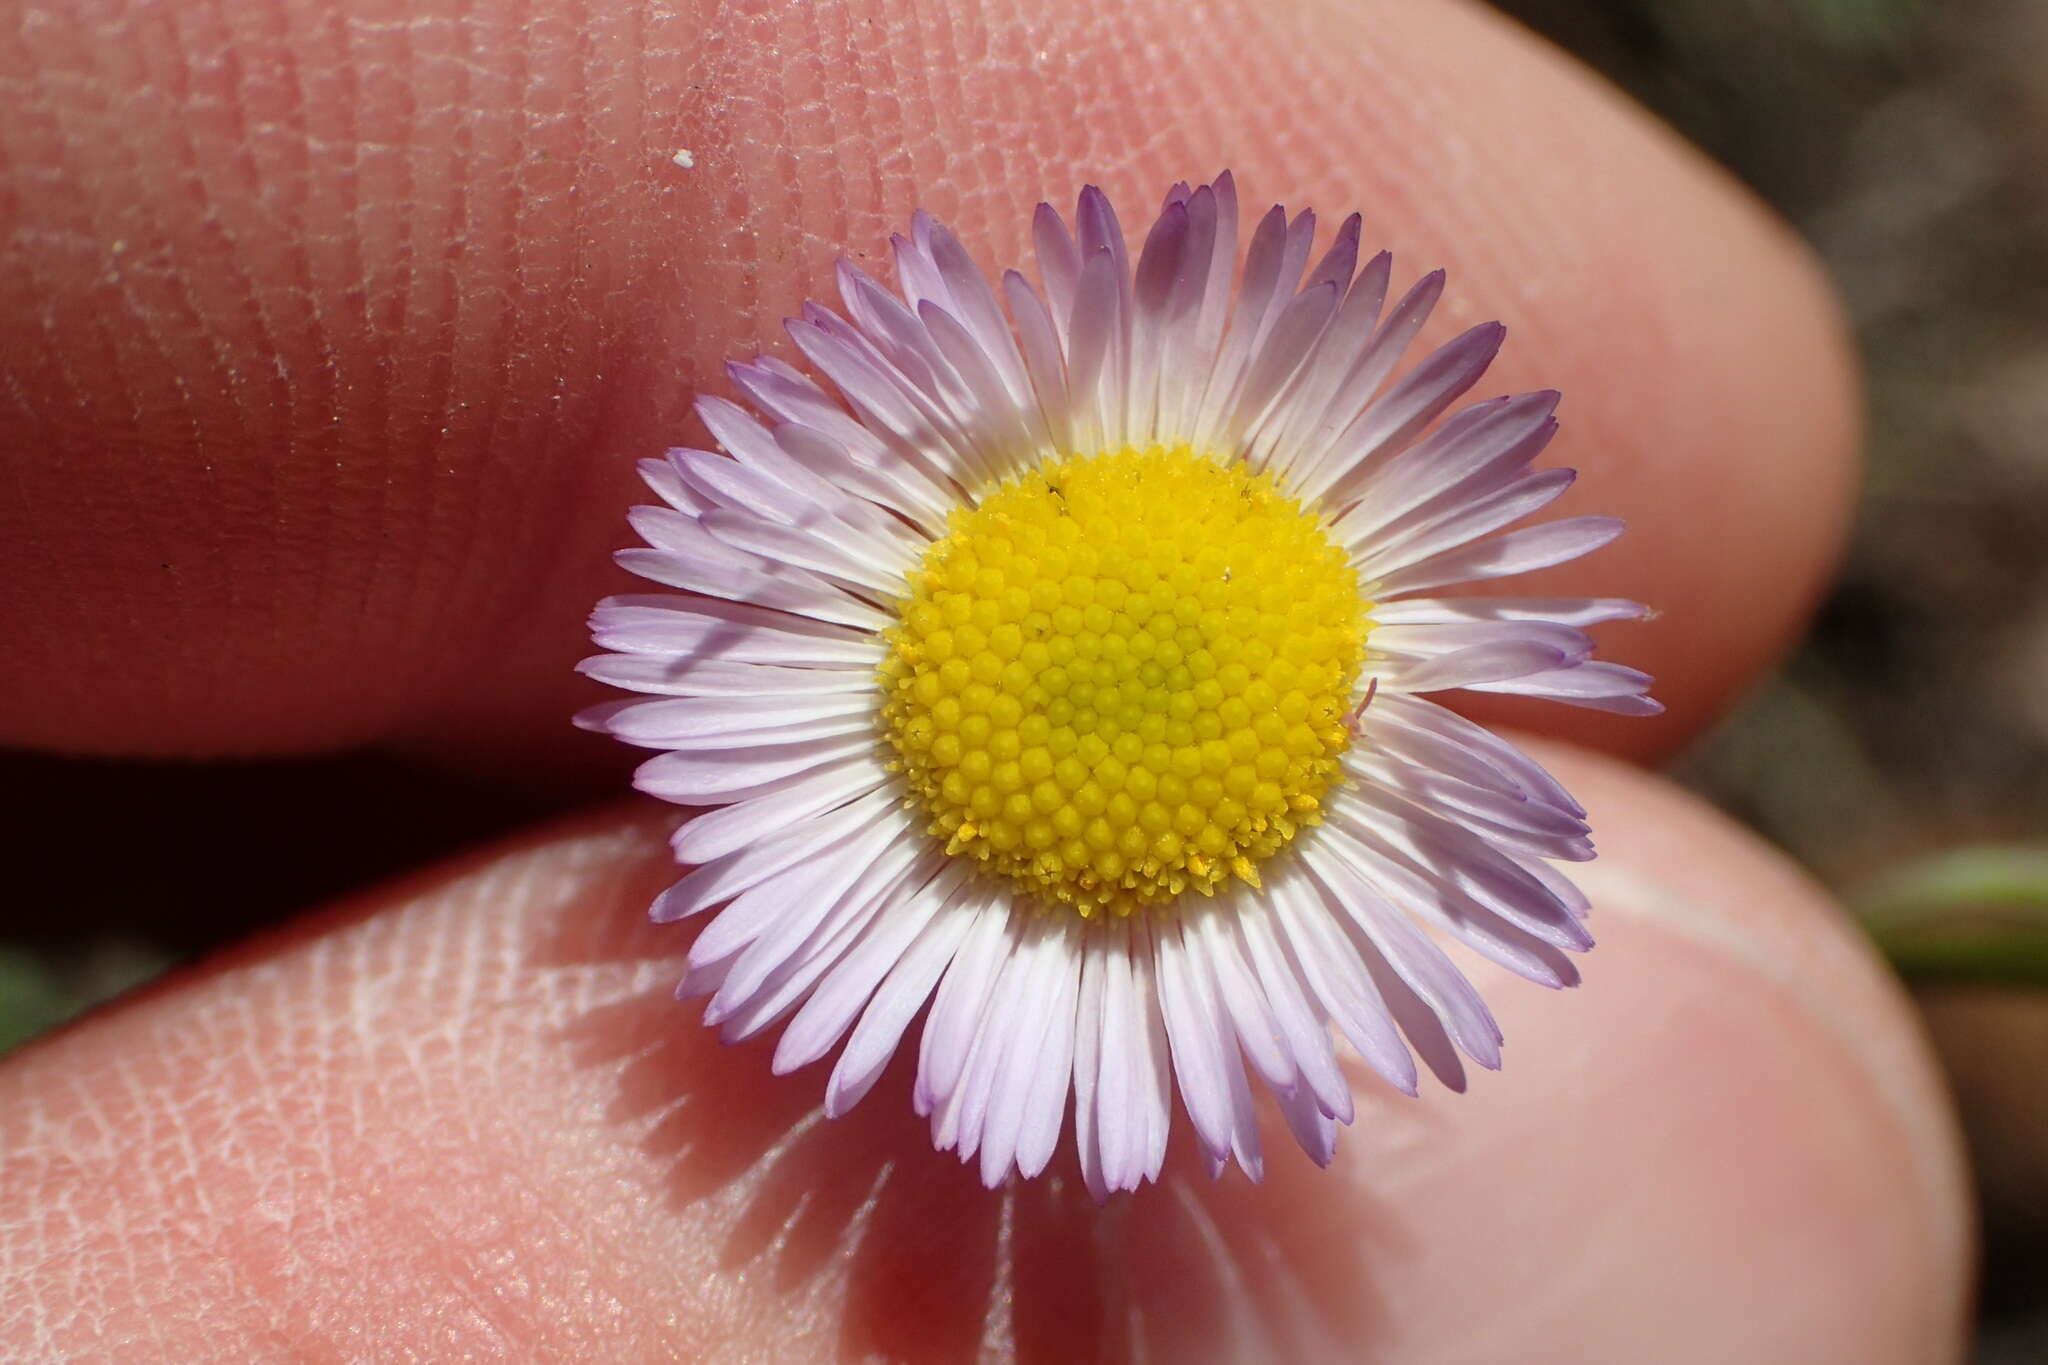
0, 751, 1971, 1361
4, 0, 1854, 769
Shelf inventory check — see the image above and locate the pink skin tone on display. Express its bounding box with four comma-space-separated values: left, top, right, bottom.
0, 753, 1967, 1362
0, 0, 1964, 1360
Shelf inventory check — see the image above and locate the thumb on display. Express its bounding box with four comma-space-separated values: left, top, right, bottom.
0, 742, 1967, 1362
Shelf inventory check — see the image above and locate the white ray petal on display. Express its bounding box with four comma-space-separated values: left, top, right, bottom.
825, 880, 987, 1116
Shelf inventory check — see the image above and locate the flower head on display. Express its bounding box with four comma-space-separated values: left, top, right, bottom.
579, 174, 1658, 1197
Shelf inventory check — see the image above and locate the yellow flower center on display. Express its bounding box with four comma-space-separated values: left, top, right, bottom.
878, 445, 1370, 918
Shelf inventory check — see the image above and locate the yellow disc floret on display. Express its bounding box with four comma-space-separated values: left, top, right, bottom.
878, 444, 1370, 918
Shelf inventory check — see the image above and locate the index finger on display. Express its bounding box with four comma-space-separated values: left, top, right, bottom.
0, 0, 1854, 770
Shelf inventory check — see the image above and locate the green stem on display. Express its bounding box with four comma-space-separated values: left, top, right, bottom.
1852, 846, 2048, 989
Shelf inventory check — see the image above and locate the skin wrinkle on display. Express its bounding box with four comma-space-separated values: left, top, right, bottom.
157, 0, 268, 685
240, 0, 338, 691
378, 0, 452, 664
347, 0, 412, 689
190, 0, 296, 660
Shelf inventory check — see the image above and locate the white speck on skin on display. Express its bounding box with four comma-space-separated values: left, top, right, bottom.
671, 148, 696, 170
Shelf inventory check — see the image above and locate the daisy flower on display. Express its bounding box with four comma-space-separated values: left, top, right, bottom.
579, 174, 1658, 1198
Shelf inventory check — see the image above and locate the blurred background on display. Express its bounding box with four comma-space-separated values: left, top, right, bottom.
3, 0, 2045, 1355
1498, 1, 2048, 1357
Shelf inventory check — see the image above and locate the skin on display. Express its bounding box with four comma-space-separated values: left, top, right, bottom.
0, 0, 1967, 1360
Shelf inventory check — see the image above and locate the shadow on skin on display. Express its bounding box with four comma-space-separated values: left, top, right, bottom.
541, 820, 1417, 1361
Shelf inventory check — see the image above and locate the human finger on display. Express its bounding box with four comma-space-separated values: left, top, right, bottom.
0, 742, 1964, 1361
0, 0, 1853, 773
